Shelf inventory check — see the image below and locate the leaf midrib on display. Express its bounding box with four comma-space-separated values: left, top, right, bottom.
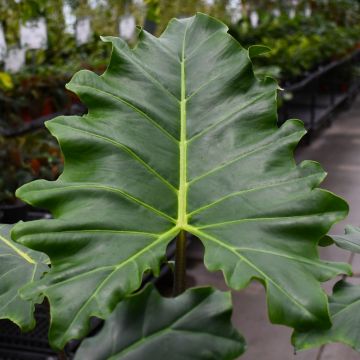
0, 226, 35, 264
177, 22, 190, 228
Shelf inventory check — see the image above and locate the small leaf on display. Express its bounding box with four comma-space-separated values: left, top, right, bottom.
293, 280, 360, 352
331, 225, 360, 253
74, 284, 245, 360
318, 235, 334, 247
248, 45, 271, 59
0, 224, 48, 331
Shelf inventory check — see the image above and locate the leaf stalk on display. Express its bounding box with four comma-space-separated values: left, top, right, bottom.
173, 230, 187, 296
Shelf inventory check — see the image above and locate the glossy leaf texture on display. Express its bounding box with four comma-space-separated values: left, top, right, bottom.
75, 284, 245, 360
331, 225, 360, 253
12, 13, 350, 349
294, 280, 360, 352
0, 224, 48, 330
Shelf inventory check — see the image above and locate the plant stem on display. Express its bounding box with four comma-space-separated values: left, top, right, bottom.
173, 230, 187, 296
58, 350, 67, 360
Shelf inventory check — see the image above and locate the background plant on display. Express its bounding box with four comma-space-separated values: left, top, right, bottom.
0, 130, 62, 204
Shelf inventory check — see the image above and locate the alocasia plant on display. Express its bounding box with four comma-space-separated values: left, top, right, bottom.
331, 225, 360, 253
0, 13, 358, 358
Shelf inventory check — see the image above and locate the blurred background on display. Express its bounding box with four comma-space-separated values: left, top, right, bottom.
0, 1, 360, 359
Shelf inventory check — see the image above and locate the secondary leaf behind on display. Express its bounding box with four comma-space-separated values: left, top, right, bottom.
0, 224, 48, 330
75, 284, 245, 360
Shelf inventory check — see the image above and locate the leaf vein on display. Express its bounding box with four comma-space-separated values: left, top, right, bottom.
56, 123, 178, 193
188, 174, 318, 216
71, 85, 179, 144
28, 183, 176, 223
188, 91, 271, 143
188, 130, 303, 185
188, 226, 321, 320
58, 227, 179, 342
198, 213, 336, 229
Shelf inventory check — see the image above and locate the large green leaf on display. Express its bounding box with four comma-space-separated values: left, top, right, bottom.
0, 224, 48, 330
331, 225, 360, 253
12, 13, 350, 349
75, 284, 245, 360
293, 280, 360, 352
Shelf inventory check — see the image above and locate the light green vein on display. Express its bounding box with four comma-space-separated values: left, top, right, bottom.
58, 226, 179, 344
0, 226, 35, 264
188, 91, 272, 143
188, 130, 304, 185
56, 230, 158, 236
0, 266, 24, 282
107, 292, 225, 358
27, 183, 176, 223
50, 123, 178, 193
111, 40, 180, 102
185, 28, 226, 61
177, 20, 190, 228
187, 225, 321, 321
231, 247, 349, 273
331, 298, 360, 319
67, 84, 179, 144
197, 213, 338, 229
188, 174, 320, 217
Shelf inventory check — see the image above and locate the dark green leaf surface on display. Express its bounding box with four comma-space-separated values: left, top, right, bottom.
12, 13, 350, 349
332, 225, 360, 253
75, 284, 245, 360
0, 224, 48, 330
294, 280, 360, 352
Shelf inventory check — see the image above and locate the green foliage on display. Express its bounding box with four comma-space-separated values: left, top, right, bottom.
294, 224, 360, 352
294, 280, 360, 352
11, 14, 350, 351
231, 10, 360, 81
75, 284, 245, 360
331, 225, 360, 253
0, 224, 48, 330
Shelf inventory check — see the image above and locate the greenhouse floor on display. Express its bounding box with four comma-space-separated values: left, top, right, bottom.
187, 97, 360, 360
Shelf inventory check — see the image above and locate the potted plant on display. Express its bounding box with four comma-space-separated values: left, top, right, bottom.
1, 13, 360, 359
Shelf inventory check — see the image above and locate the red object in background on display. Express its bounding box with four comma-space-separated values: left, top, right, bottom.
30, 158, 41, 176
21, 109, 32, 123
10, 149, 22, 167
67, 90, 80, 106
41, 97, 54, 116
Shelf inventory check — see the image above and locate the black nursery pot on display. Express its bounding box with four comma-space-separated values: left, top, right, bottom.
0, 200, 28, 224
0, 306, 57, 360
